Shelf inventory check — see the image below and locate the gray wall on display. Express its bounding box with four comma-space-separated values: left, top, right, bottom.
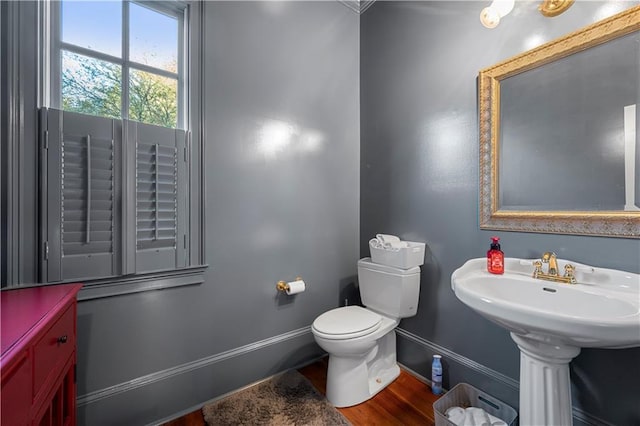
201, 0, 360, 355
1, 1, 359, 425
361, 2, 640, 425
78, 2, 360, 424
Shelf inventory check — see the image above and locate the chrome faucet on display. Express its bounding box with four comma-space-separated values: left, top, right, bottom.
532, 252, 577, 284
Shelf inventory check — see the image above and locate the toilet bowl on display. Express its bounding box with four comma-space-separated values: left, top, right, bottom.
311, 258, 421, 407
312, 306, 400, 407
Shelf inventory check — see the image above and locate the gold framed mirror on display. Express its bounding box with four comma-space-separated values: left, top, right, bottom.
478, 5, 640, 238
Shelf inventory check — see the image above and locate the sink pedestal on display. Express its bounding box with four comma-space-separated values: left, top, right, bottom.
511, 333, 581, 426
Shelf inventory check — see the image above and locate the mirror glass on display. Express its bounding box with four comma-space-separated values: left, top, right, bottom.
478, 6, 640, 238
499, 32, 639, 212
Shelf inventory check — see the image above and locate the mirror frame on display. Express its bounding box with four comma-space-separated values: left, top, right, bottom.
478, 6, 640, 238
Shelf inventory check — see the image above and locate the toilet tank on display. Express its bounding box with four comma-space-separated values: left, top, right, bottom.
357, 257, 421, 318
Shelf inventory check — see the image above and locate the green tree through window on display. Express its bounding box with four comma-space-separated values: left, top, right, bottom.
62, 52, 122, 119
129, 68, 178, 128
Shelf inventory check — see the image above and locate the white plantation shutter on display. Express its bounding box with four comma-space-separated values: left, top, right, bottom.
42, 109, 121, 281
125, 121, 187, 273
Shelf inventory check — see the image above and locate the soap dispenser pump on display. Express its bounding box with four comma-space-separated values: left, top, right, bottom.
487, 236, 504, 274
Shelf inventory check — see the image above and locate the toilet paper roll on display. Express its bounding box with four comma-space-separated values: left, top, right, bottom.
286, 280, 306, 295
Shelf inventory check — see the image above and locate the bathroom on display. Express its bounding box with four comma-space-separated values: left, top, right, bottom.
1, 0, 639, 425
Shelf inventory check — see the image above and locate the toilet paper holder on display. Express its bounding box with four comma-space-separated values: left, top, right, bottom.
276, 277, 303, 292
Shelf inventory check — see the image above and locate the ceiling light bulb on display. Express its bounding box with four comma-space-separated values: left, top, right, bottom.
492, 0, 515, 17
480, 7, 501, 29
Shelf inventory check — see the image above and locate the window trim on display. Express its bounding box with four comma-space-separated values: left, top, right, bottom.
10, 265, 208, 301
32, 0, 205, 287
0, 0, 203, 289
75, 264, 207, 301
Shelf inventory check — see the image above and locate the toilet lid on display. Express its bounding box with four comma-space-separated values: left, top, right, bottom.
312, 306, 382, 339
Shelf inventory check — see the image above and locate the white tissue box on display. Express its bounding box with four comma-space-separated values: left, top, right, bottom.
369, 240, 426, 269
433, 383, 517, 426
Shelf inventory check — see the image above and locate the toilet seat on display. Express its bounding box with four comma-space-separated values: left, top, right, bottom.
312, 306, 382, 340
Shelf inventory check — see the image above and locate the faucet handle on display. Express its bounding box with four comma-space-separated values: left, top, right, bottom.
532, 260, 543, 278
563, 264, 577, 284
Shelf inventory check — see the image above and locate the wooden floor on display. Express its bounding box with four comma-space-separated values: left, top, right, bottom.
163, 358, 441, 425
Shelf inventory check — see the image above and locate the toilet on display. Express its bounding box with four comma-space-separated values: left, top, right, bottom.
312, 257, 421, 407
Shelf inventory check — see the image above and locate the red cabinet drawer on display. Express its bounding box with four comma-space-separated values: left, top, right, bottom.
33, 306, 75, 399
1, 354, 32, 426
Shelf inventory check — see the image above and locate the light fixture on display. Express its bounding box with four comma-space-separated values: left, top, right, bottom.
480, 0, 516, 28
480, 0, 574, 28
480, 0, 515, 28
480, 6, 502, 29
539, 0, 575, 17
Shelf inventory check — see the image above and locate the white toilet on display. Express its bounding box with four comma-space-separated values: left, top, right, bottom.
311, 257, 421, 407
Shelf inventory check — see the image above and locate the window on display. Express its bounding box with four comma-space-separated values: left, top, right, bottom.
52, 0, 184, 129
39, 0, 201, 284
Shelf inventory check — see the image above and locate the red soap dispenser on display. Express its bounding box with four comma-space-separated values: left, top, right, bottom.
487, 236, 504, 274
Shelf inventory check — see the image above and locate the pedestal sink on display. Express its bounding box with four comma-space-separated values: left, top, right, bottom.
451, 257, 640, 426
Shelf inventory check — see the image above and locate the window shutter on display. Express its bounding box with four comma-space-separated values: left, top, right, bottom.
125, 121, 187, 273
42, 109, 121, 282
136, 142, 178, 251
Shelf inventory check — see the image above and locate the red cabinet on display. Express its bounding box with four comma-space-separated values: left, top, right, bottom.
1, 284, 82, 426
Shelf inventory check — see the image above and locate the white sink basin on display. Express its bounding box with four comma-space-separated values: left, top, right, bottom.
451, 257, 640, 426
451, 258, 640, 348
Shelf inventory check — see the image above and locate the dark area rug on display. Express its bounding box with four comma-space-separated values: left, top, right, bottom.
201, 370, 351, 426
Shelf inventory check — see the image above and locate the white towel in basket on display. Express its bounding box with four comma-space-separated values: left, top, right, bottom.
445, 406, 507, 426
371, 234, 408, 251
376, 234, 400, 244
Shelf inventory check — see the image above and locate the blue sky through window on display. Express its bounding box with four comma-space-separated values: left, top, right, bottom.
62, 1, 122, 57
62, 1, 178, 70
130, 2, 178, 72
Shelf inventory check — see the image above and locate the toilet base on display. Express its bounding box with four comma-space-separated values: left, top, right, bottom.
325, 330, 400, 407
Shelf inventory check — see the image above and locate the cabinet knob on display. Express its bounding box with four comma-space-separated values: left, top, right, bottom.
57, 335, 68, 344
